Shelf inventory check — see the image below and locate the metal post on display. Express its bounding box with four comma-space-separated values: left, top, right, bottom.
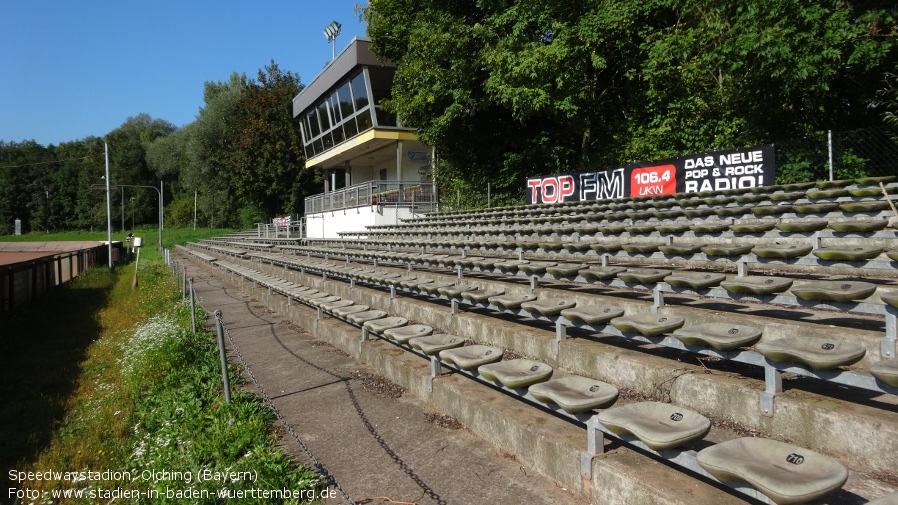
104, 143, 113, 269
182, 270, 188, 300
214, 310, 232, 403
189, 277, 196, 334
828, 130, 834, 181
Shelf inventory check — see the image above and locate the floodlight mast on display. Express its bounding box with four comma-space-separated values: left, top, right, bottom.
323, 21, 342, 61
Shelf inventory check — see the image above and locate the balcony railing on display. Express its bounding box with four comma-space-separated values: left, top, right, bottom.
305, 180, 436, 215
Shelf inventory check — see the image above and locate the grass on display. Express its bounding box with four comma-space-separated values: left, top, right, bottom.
2, 238, 319, 504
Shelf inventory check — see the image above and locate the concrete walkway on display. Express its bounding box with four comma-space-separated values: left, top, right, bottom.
184, 261, 587, 505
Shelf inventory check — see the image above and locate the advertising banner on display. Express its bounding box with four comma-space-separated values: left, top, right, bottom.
526, 144, 776, 205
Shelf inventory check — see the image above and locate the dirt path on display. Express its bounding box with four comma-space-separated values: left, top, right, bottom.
183, 261, 587, 505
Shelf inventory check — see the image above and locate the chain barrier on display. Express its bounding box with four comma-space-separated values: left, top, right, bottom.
173, 259, 357, 505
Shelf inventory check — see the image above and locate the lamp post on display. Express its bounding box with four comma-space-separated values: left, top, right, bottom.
323, 21, 341, 61
130, 196, 135, 230
117, 184, 163, 251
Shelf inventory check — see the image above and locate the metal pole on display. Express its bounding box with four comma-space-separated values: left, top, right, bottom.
159, 181, 164, 251
189, 277, 196, 334
828, 130, 834, 181
182, 270, 187, 301
214, 310, 232, 404
121, 188, 124, 232
193, 190, 197, 231
105, 143, 113, 269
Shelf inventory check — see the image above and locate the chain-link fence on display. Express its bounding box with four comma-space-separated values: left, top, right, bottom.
775, 125, 898, 184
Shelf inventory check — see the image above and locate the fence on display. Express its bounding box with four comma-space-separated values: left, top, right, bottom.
1, 245, 107, 317
775, 125, 898, 184
304, 180, 437, 215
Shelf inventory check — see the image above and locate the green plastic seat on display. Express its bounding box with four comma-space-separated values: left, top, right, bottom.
782, 181, 816, 190
398, 276, 423, 288
538, 240, 565, 251
364, 316, 409, 333
578, 266, 628, 280
881, 292, 898, 309
815, 179, 854, 189
308, 295, 342, 307
888, 248, 898, 262
488, 293, 539, 310
870, 359, 898, 387
420, 281, 458, 294
774, 220, 828, 233
736, 193, 769, 203
383, 324, 433, 343
496, 260, 530, 273
320, 299, 355, 312
690, 222, 732, 233
301, 291, 332, 302
848, 186, 892, 197
755, 338, 866, 370
806, 187, 849, 199
597, 401, 711, 451
333, 304, 371, 318
753, 204, 793, 215
794, 202, 841, 214
658, 243, 705, 255
617, 268, 672, 284
829, 219, 888, 233
518, 260, 559, 275
346, 309, 390, 325
546, 263, 588, 277
856, 176, 896, 185
625, 224, 656, 234
622, 242, 663, 254
598, 224, 627, 234
438, 284, 479, 297
478, 359, 554, 389
752, 244, 813, 259
611, 314, 686, 336
721, 276, 793, 295
716, 206, 750, 217
731, 221, 777, 233
453, 256, 484, 268
701, 243, 755, 256
696, 437, 848, 505
589, 241, 624, 252
521, 299, 577, 317
408, 333, 465, 354
461, 288, 506, 303
528, 375, 619, 413
560, 305, 625, 325
812, 246, 883, 261
683, 208, 717, 218
840, 200, 890, 213
439, 344, 503, 370
790, 280, 877, 302
672, 323, 763, 351
664, 272, 726, 290
561, 241, 593, 252
655, 223, 692, 233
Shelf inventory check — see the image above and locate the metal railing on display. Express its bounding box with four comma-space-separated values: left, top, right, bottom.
304, 180, 436, 215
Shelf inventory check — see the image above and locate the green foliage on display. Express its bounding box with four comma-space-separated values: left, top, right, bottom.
365, 0, 897, 191
238, 204, 265, 229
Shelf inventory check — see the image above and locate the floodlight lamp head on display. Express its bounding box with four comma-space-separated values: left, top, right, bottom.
323, 21, 342, 42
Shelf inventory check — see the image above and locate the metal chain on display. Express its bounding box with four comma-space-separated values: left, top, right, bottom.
179, 260, 357, 505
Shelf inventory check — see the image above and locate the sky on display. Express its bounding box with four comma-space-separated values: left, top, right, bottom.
0, 0, 369, 146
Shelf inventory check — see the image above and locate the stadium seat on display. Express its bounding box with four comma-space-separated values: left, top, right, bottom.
664, 272, 727, 290
791, 281, 877, 302
597, 401, 711, 450
671, 323, 763, 351
611, 314, 686, 336
478, 359, 554, 388
320, 299, 355, 312
701, 243, 755, 256
383, 324, 434, 343
881, 292, 898, 309
829, 220, 888, 233
518, 260, 559, 275
754, 338, 866, 370
721, 276, 794, 295
731, 221, 777, 233
308, 295, 341, 307
775, 220, 829, 233
488, 293, 539, 310
546, 263, 588, 277
521, 298, 577, 317
364, 316, 409, 333
794, 202, 841, 214
408, 333, 465, 354
752, 243, 814, 259
346, 310, 390, 325
812, 246, 883, 261
560, 304, 625, 325
870, 359, 898, 387
461, 287, 506, 303
438, 284, 479, 297
696, 437, 848, 505
528, 374, 619, 413
659, 243, 706, 255
622, 242, 664, 254
421, 281, 458, 295
840, 200, 891, 213
579, 266, 628, 280
439, 344, 503, 370
617, 268, 672, 284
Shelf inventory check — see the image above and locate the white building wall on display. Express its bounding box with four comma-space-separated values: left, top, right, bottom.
305, 204, 431, 239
